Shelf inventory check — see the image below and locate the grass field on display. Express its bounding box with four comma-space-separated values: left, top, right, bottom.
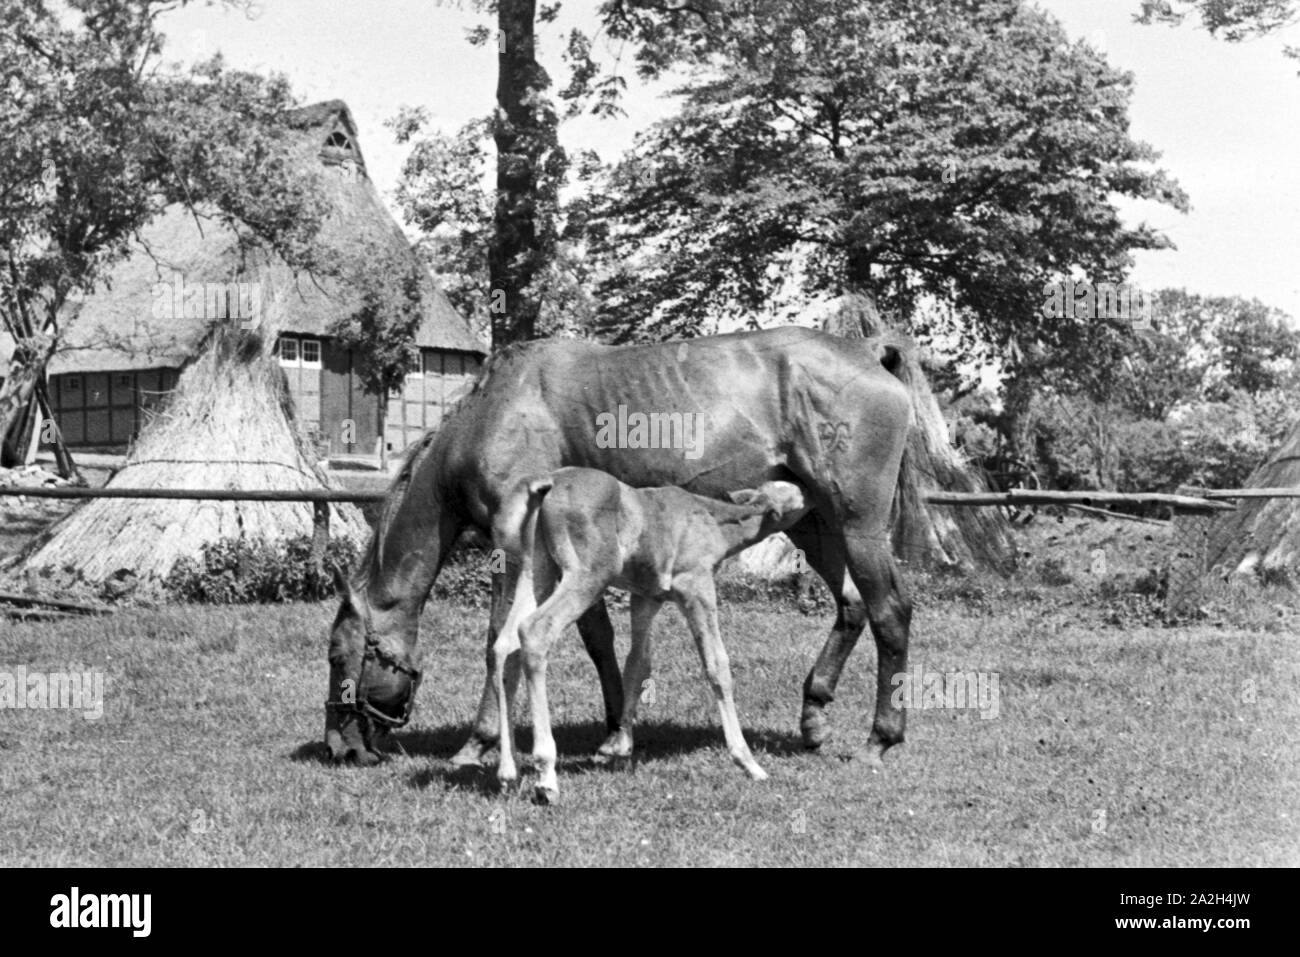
2, 516, 1298, 867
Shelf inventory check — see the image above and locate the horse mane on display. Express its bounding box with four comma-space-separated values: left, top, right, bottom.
357, 348, 507, 590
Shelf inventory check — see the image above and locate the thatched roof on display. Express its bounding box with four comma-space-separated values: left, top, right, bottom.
1206, 421, 1300, 579
49, 100, 483, 377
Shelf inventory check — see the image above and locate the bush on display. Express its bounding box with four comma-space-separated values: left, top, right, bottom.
1024, 389, 1297, 497
164, 536, 362, 603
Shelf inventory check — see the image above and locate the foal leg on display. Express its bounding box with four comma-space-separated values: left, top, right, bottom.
677, 576, 767, 781
490, 561, 544, 789
519, 579, 607, 804
786, 516, 868, 751
596, 595, 661, 761
452, 561, 522, 767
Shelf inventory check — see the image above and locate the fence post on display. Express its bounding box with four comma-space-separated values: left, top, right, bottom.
311, 501, 331, 572
1166, 486, 1211, 616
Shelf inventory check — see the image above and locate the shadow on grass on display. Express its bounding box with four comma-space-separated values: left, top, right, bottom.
289, 718, 804, 793
391, 719, 805, 792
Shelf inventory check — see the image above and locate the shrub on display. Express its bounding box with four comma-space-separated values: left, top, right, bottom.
164, 536, 362, 603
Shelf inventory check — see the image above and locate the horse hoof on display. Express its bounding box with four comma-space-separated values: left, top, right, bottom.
533, 785, 559, 806
800, 706, 831, 750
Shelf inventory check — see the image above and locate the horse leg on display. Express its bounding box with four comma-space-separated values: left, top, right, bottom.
677, 576, 766, 781
575, 597, 625, 742
451, 562, 522, 767
596, 594, 661, 762
519, 579, 606, 805
842, 524, 913, 769
785, 516, 868, 751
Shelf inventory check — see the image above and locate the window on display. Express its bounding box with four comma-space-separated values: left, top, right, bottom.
279, 336, 320, 367
325, 131, 352, 150
300, 338, 321, 368
405, 349, 423, 378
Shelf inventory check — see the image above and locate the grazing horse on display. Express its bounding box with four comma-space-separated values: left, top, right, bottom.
490, 468, 810, 801
325, 326, 915, 771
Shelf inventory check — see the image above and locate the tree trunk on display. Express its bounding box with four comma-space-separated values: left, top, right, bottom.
0, 333, 58, 466
490, 0, 549, 347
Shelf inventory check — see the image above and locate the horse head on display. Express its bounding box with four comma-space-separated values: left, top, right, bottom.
324, 565, 423, 765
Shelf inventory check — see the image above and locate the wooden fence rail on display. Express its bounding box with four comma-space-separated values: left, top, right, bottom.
2, 485, 1278, 507
3, 483, 1295, 617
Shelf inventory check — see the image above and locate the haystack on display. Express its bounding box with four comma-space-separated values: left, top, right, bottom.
730, 294, 1015, 578
1205, 420, 1300, 580
22, 328, 369, 582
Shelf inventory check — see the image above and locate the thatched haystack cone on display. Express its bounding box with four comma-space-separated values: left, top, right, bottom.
1205, 421, 1300, 580
23, 330, 369, 582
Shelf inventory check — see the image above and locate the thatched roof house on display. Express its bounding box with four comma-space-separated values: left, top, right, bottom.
16, 101, 485, 584
36, 100, 485, 462
1206, 421, 1300, 580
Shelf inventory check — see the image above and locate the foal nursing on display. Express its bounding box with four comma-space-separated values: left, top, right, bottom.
490, 466, 809, 803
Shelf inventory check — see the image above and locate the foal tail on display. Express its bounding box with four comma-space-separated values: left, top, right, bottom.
517, 477, 556, 582
491, 475, 556, 581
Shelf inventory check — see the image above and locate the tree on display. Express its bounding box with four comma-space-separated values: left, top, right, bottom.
389, 109, 599, 342
479, 0, 568, 346
326, 245, 427, 470
581, 0, 1188, 392
1108, 290, 1300, 418
0, 0, 330, 456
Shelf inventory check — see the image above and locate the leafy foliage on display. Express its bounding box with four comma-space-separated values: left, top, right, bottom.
580, 0, 1188, 389
326, 244, 427, 402
164, 536, 362, 603
388, 113, 599, 340
1134, 0, 1299, 40
0, 0, 331, 440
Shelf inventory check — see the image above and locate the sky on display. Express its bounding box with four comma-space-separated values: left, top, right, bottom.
158, 0, 1300, 321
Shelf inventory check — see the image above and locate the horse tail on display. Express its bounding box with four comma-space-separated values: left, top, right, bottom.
868, 331, 927, 551
519, 478, 555, 576
871, 330, 1016, 572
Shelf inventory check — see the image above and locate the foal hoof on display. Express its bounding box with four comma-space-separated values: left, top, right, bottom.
532, 785, 559, 806
450, 740, 488, 768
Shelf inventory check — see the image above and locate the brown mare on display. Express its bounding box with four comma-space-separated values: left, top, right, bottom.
325, 326, 916, 772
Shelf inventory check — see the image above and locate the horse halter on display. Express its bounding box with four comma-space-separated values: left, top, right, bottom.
326, 606, 423, 730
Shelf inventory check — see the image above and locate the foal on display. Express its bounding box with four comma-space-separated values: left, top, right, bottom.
490, 466, 809, 803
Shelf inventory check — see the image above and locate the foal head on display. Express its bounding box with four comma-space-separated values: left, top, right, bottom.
726, 480, 811, 541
